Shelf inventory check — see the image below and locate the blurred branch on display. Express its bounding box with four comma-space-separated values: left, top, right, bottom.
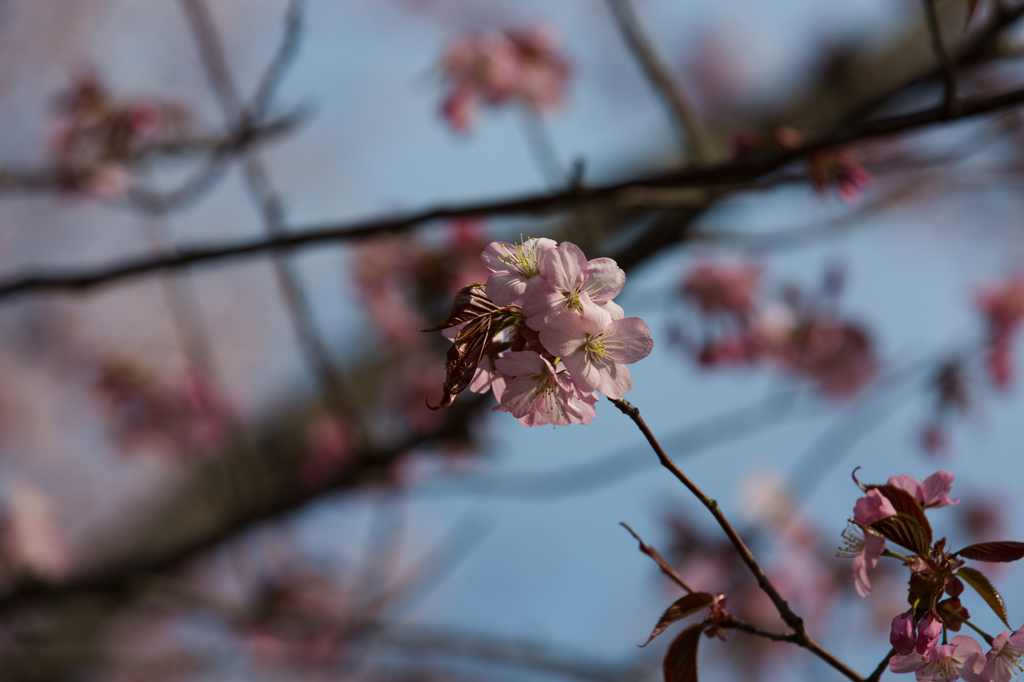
4, 80, 1024, 301
0, 112, 300, 196
178, 0, 366, 436
921, 0, 960, 116
605, 0, 715, 163
372, 624, 644, 682
609, 398, 864, 682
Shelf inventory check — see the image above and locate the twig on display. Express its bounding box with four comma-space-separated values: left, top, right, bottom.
723, 617, 800, 643
251, 0, 305, 120
921, 0, 960, 117
610, 398, 864, 682
4, 80, 1024, 302
605, 0, 715, 163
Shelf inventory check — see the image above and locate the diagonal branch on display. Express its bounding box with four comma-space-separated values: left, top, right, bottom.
605, 0, 715, 163
178, 0, 366, 436
610, 398, 864, 682
921, 0, 959, 116
3, 81, 1024, 302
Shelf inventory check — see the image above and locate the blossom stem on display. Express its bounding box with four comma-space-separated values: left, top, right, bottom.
611, 397, 865, 682
883, 548, 909, 561
948, 613, 994, 645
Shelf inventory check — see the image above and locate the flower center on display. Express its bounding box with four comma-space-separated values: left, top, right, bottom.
836, 523, 865, 558
497, 240, 542, 278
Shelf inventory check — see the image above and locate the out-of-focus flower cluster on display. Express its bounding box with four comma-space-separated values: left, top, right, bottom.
674, 260, 876, 398
94, 358, 234, 461
919, 275, 1024, 455
423, 238, 653, 426
839, 470, 1024, 682
50, 73, 189, 196
439, 25, 571, 132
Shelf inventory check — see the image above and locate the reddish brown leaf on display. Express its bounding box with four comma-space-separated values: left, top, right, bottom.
957, 566, 1010, 628
866, 513, 930, 555
664, 622, 703, 682
642, 593, 715, 647
621, 523, 693, 593
429, 309, 518, 409
955, 542, 1024, 563
868, 484, 933, 545
419, 283, 501, 333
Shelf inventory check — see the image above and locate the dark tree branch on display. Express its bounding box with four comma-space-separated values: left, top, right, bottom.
922, 0, 960, 116
610, 398, 864, 682
3, 82, 1024, 301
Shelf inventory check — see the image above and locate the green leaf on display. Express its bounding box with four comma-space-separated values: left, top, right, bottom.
663, 622, 703, 682
866, 513, 931, 555
957, 566, 1010, 628
642, 593, 715, 647
955, 542, 1024, 563
867, 484, 933, 546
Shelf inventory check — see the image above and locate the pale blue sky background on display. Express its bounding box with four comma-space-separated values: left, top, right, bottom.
2, 0, 1024, 680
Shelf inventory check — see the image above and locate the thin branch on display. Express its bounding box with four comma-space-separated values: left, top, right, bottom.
178, 0, 366, 437
723, 617, 800, 643
610, 398, 864, 682
605, 0, 715, 163
0, 112, 300, 197
4, 81, 1024, 302
250, 0, 305, 120
921, 0, 959, 117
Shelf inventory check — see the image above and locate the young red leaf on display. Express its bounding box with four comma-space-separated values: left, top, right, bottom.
429, 311, 517, 409
663, 622, 703, 682
955, 542, 1024, 563
642, 593, 715, 647
957, 566, 1010, 629
865, 513, 931, 555
867, 484, 933, 544
419, 283, 502, 333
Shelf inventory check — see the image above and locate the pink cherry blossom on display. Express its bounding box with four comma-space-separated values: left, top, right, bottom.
888, 472, 960, 509
840, 489, 896, 596
538, 306, 653, 399
493, 351, 596, 426
481, 238, 557, 305
978, 626, 1024, 682
892, 612, 917, 655
522, 241, 625, 328
890, 636, 986, 682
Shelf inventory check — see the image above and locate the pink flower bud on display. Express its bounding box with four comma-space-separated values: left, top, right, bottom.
917, 614, 943, 655
891, 612, 917, 655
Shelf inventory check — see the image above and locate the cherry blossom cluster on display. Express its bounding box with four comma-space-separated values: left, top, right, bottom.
675, 260, 876, 398
423, 238, 653, 427
50, 73, 189, 196
439, 25, 571, 132
839, 471, 1024, 682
